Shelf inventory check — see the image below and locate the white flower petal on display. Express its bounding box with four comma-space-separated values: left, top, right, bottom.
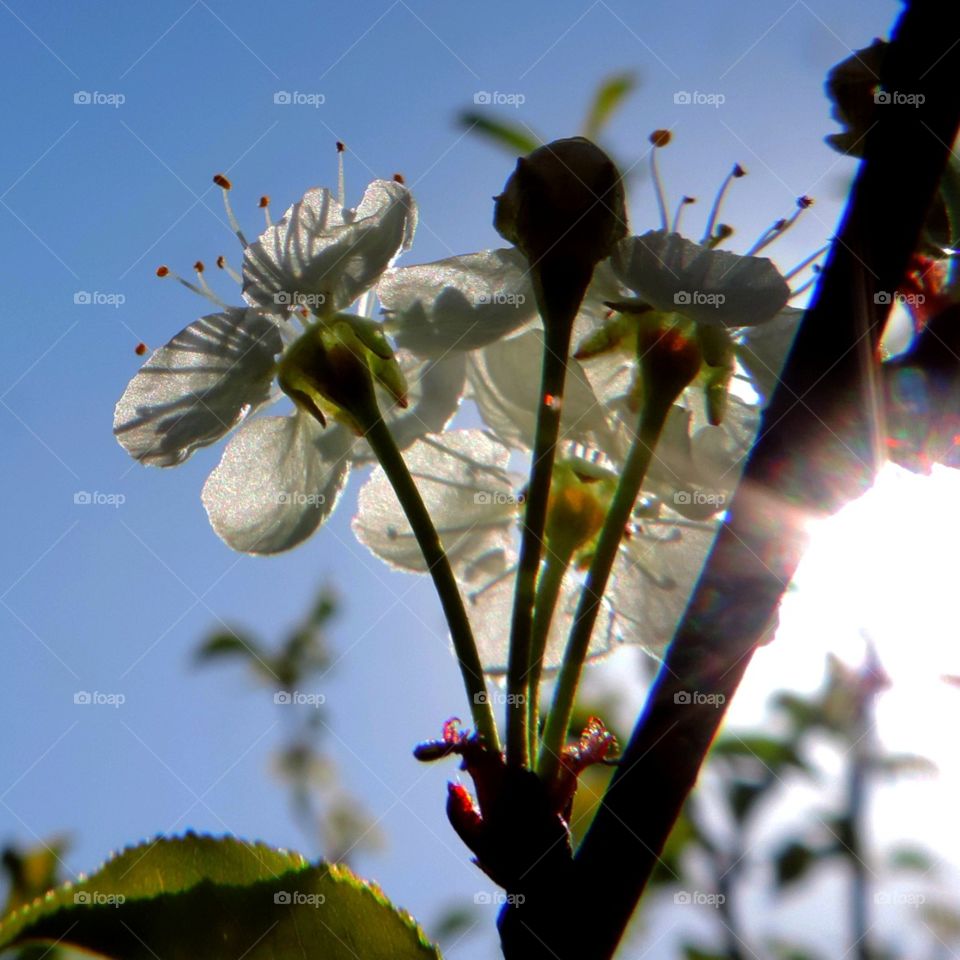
353, 429, 516, 572
202, 412, 352, 554
610, 514, 718, 656
467, 329, 616, 452
243, 180, 416, 314
613, 230, 791, 327
113, 308, 282, 467
379, 248, 537, 356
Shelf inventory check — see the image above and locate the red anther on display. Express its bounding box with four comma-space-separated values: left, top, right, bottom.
336, 141, 345, 153
156, 265, 169, 277
797, 195, 813, 209
216, 256, 226, 269
732, 163, 746, 178
649, 129, 672, 148
392, 173, 405, 184
135, 342, 147, 356
213, 173, 232, 190
259, 195, 270, 208
193, 260, 205, 273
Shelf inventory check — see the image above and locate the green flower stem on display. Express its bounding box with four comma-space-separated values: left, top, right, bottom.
538, 396, 672, 780
362, 412, 500, 750
505, 318, 574, 767
526, 545, 575, 762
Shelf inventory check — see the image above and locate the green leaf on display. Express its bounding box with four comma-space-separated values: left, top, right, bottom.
194, 631, 261, 665
727, 780, 767, 825
582, 72, 638, 140
0, 834, 441, 960
457, 111, 540, 155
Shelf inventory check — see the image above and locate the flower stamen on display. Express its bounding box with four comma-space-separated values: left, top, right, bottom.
648, 129, 672, 231
259, 195, 271, 229
700, 163, 746, 245
215, 254, 243, 285
670, 195, 696, 234
336, 141, 346, 210
213, 173, 248, 248
745, 195, 814, 256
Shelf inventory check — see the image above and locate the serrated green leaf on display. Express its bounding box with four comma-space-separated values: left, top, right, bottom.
0, 834, 441, 960
457, 111, 540, 155
582, 72, 638, 140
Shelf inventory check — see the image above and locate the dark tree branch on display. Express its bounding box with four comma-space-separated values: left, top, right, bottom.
501, 3, 960, 958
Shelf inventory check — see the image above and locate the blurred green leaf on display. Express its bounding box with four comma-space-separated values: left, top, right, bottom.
871, 753, 938, 778
457, 111, 540, 155
887, 845, 936, 874
0, 835, 440, 960
194, 631, 261, 665
727, 780, 767, 825
712, 734, 809, 774
582, 72, 638, 140
682, 945, 728, 960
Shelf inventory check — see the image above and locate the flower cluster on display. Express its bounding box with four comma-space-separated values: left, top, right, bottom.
116, 134, 816, 671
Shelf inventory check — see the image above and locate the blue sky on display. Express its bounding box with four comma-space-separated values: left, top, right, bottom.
0, 0, 919, 956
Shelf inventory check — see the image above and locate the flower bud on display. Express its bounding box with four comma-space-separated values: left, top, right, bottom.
494, 137, 627, 271
545, 463, 614, 559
